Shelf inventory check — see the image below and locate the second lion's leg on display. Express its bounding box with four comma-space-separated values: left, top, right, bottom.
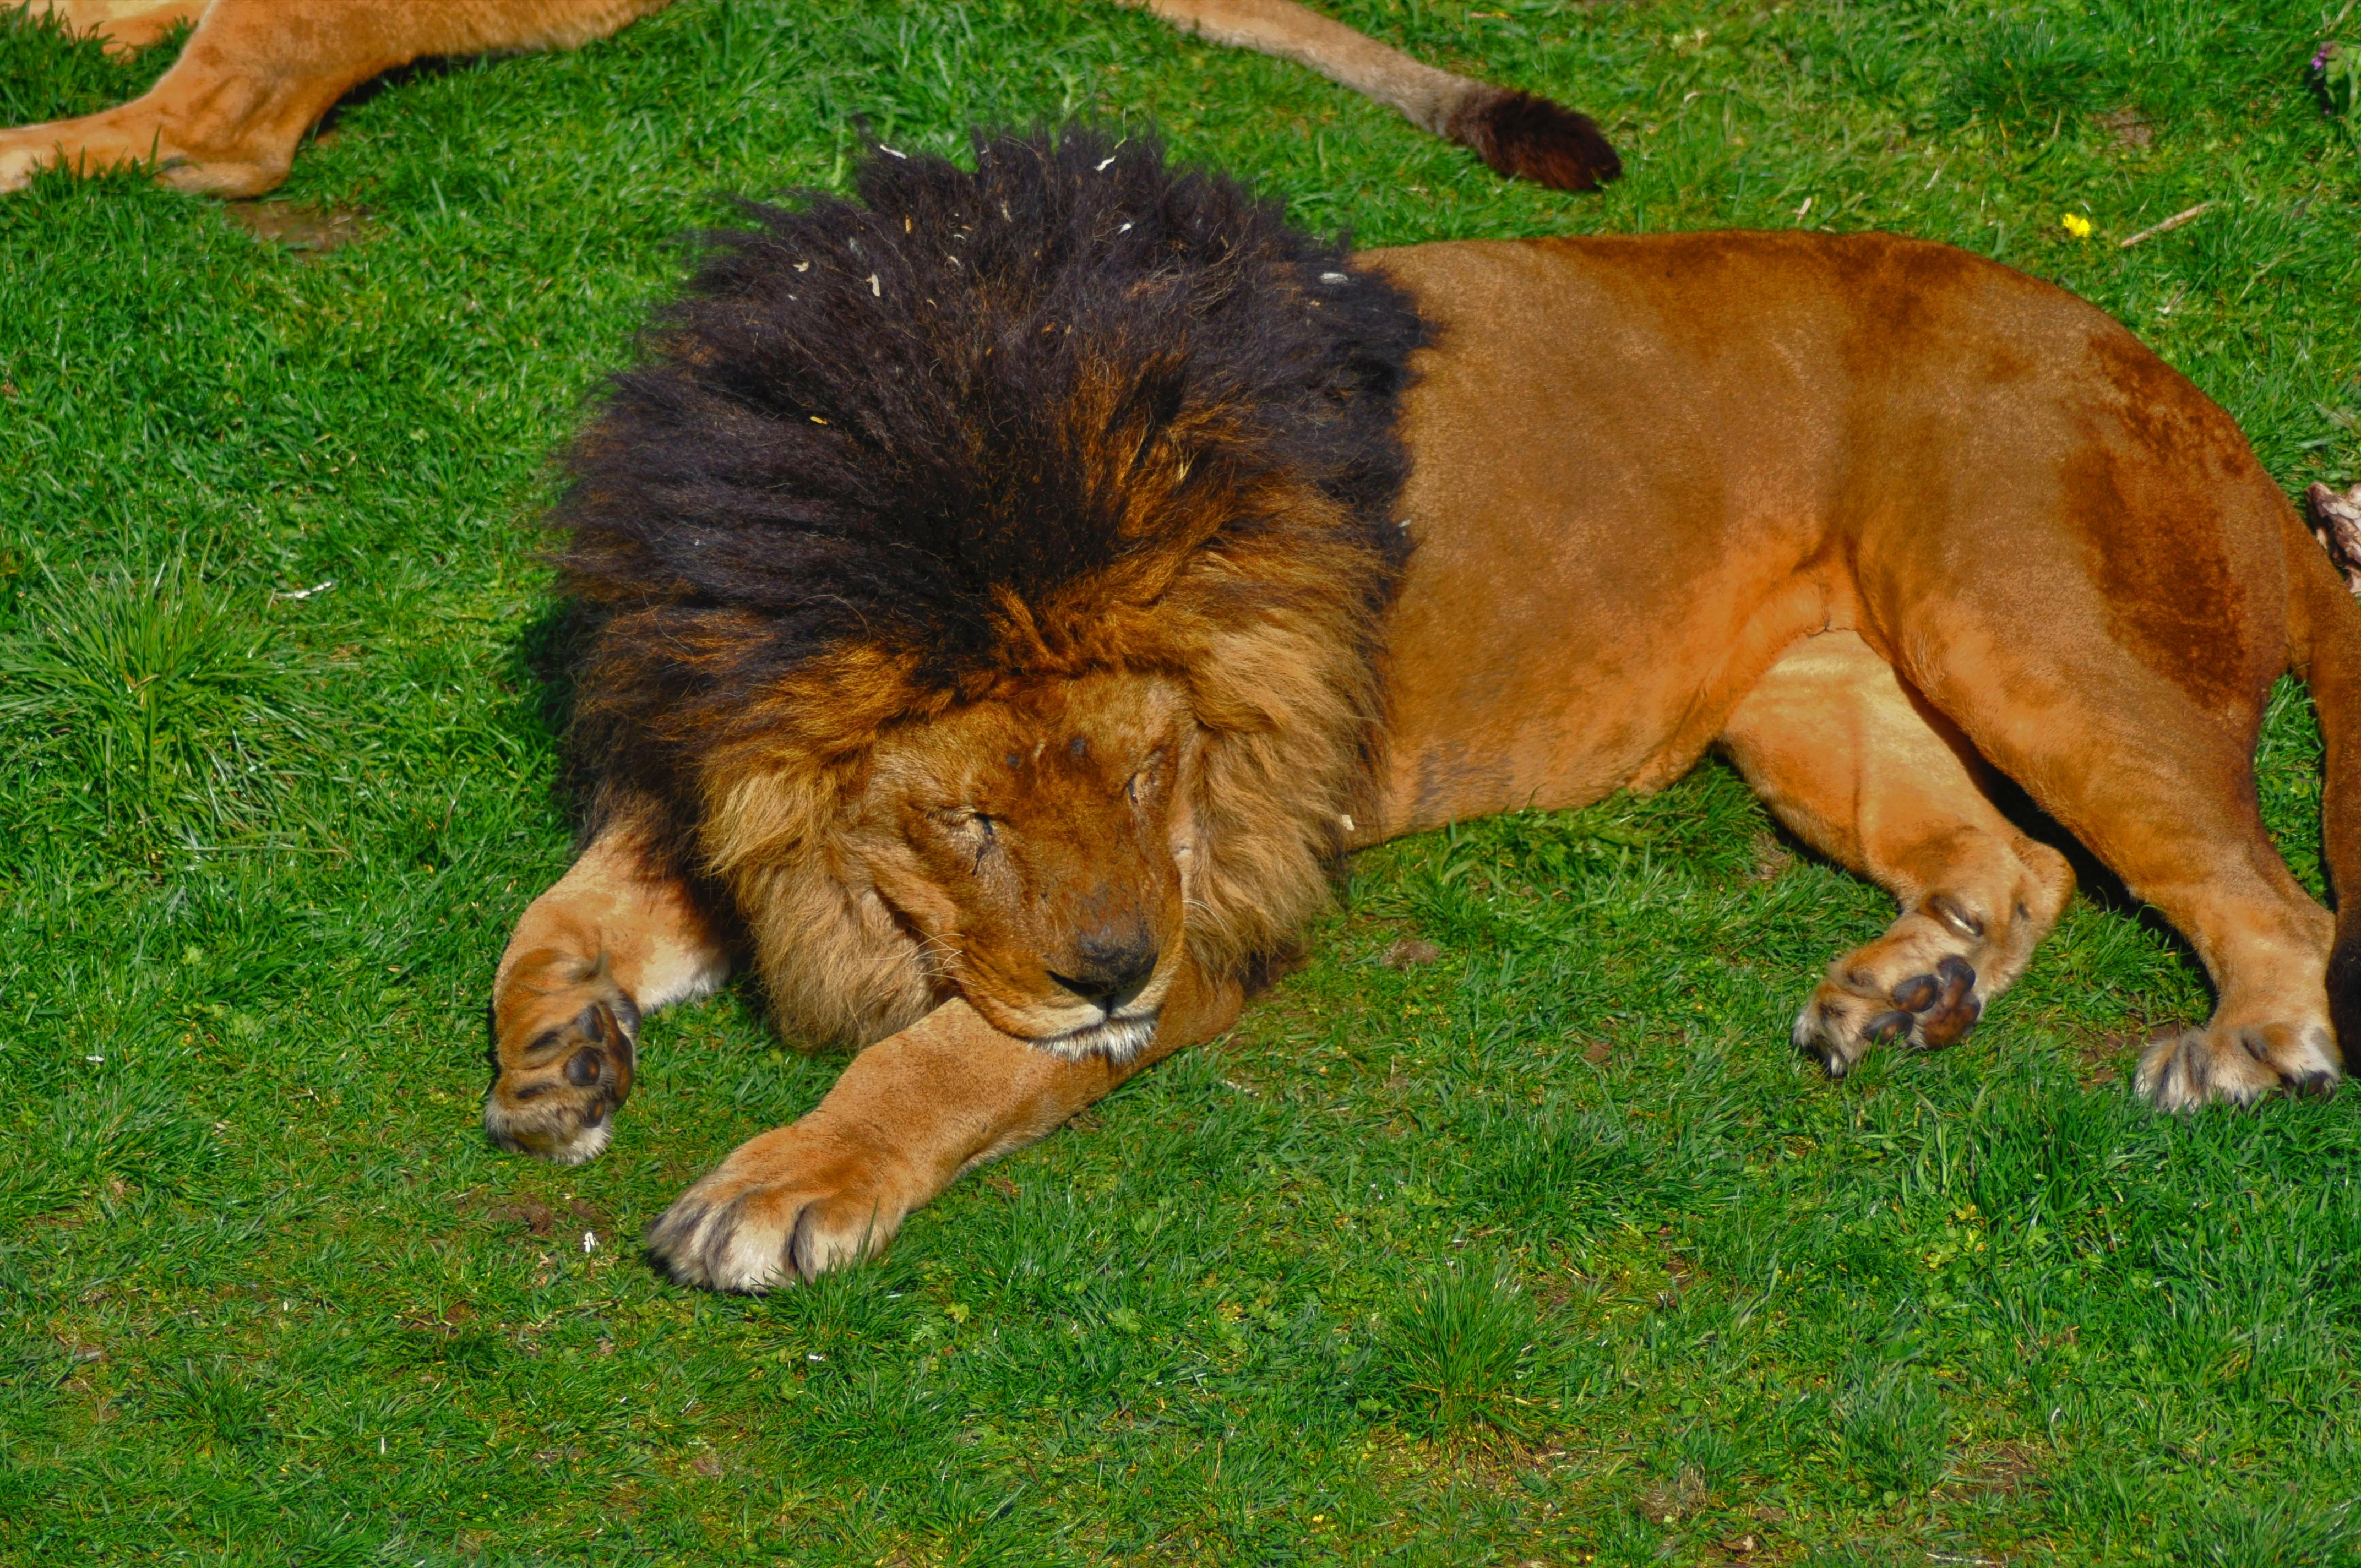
1, 0, 673, 196
1720, 631, 2075, 1076
485, 819, 731, 1165
16, 2, 213, 57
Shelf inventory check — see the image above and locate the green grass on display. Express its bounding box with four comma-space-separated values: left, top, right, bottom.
2, 0, 2358, 1560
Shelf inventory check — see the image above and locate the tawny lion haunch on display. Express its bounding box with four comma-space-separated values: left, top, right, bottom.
488, 133, 2360, 1293
0, 0, 1617, 197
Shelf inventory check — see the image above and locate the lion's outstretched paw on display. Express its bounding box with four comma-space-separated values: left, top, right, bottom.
1794, 954, 1983, 1077
2135, 1020, 2340, 1112
483, 993, 640, 1166
645, 1129, 909, 1292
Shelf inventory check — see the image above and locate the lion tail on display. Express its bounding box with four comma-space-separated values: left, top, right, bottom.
2286, 506, 2361, 1069
1133, 0, 1620, 192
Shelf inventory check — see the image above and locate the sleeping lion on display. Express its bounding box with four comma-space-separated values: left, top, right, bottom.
485, 132, 2360, 1292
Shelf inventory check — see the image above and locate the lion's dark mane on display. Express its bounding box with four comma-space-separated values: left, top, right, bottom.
556, 128, 1423, 805
547, 129, 1428, 1041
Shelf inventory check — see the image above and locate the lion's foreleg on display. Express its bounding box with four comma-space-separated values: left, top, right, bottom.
0, 0, 673, 196
646, 963, 1243, 1292
485, 821, 730, 1166
1121, 0, 1618, 190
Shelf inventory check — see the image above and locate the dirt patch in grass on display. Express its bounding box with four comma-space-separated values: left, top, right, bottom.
478, 1193, 610, 1238
1638, 1466, 1712, 1525
1747, 831, 1796, 882
2095, 106, 2153, 149
2081, 1021, 2174, 1086
1383, 936, 1441, 969
1957, 1439, 2047, 1496
222, 202, 373, 252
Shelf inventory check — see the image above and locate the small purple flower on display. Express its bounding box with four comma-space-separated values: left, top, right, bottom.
2316, 41, 2334, 73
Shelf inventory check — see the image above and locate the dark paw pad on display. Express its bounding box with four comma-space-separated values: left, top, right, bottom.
1889, 955, 1982, 1049
526, 1000, 638, 1091
1865, 1009, 1914, 1043
486, 993, 644, 1163
1890, 974, 1939, 1012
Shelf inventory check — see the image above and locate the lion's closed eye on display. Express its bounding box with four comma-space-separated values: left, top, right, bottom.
1125, 751, 1168, 803
932, 808, 997, 868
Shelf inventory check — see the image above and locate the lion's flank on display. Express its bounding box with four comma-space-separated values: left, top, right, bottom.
551, 129, 1428, 1043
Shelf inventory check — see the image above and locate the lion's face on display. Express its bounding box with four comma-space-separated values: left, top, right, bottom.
846, 673, 1199, 1058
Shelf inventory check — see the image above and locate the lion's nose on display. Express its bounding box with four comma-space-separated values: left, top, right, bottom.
1049, 929, 1160, 1011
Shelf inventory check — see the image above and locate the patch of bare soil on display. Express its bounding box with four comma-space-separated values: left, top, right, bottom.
481, 1193, 611, 1239
1747, 830, 1795, 882
222, 202, 373, 253
1956, 1439, 2044, 1496
2082, 1021, 2175, 1087
1382, 936, 1441, 968
1638, 1466, 1711, 1525
2093, 107, 2152, 149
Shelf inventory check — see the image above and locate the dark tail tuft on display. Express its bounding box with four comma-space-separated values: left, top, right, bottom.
1446, 88, 1621, 192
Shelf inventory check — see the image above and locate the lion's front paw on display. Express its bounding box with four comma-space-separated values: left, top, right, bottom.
483, 992, 640, 1166
2136, 1020, 2340, 1112
645, 1126, 912, 1292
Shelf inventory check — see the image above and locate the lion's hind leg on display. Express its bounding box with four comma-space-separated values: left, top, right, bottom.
1894, 613, 2339, 1112
1720, 631, 2075, 1077
486, 821, 730, 1164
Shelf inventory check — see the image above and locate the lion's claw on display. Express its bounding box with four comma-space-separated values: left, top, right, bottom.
2136, 1021, 2342, 1111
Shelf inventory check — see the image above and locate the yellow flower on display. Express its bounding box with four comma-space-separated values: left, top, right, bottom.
2061, 212, 2093, 239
